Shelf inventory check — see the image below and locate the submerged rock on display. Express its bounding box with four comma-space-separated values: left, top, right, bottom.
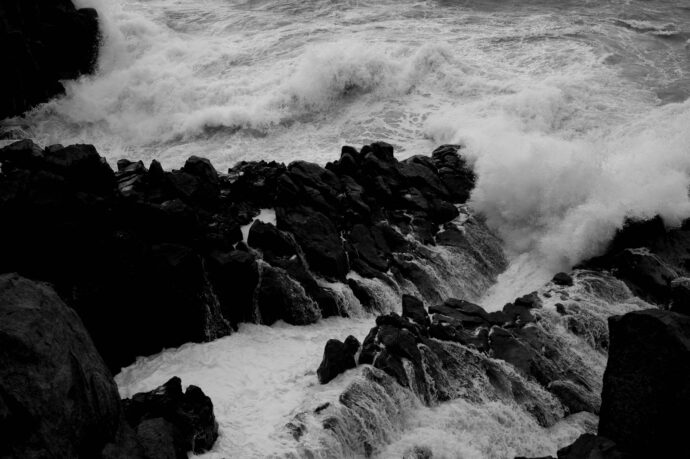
121, 377, 219, 456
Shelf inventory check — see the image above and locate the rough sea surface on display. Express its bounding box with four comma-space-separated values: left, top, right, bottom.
12, 0, 690, 457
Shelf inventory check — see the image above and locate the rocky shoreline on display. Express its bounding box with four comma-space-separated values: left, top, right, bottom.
1, 135, 689, 458
1, 1, 689, 458
0, 138, 505, 373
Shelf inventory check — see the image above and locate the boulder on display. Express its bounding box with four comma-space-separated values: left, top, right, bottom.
552, 272, 574, 287
612, 248, 677, 304
548, 380, 600, 415
122, 377, 218, 455
402, 294, 429, 326
276, 205, 348, 280
0, 273, 121, 458
0, 0, 100, 118
317, 337, 359, 384
429, 298, 490, 328
430, 145, 475, 203
598, 309, 690, 457
206, 249, 260, 327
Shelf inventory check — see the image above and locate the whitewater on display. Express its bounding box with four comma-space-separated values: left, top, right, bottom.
8, 0, 690, 457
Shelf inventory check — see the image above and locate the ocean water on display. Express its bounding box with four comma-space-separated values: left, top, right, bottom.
11, 0, 690, 456
13, 0, 690, 284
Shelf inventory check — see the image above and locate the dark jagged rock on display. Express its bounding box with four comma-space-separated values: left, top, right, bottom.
598, 309, 690, 457
430, 144, 475, 202
514, 291, 543, 309
611, 248, 677, 304
429, 298, 492, 328
248, 220, 298, 261
207, 249, 260, 327
0, 139, 479, 371
317, 337, 360, 384
0, 273, 121, 458
502, 302, 537, 324
348, 223, 389, 272
552, 272, 574, 287
121, 377, 219, 456
358, 327, 380, 365
402, 294, 429, 326
227, 160, 286, 207
256, 264, 321, 325
0, 0, 100, 119
277, 205, 349, 280
548, 380, 600, 415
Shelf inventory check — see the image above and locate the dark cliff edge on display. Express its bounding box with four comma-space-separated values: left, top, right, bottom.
0, 0, 100, 119
307, 202, 690, 457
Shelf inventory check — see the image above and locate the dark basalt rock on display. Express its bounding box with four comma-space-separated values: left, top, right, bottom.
0, 138, 479, 372
0, 273, 121, 459
206, 249, 260, 327
317, 337, 360, 384
402, 294, 429, 327
277, 205, 349, 280
548, 380, 600, 415
429, 298, 491, 329
598, 309, 690, 458
611, 248, 677, 304
552, 272, 574, 287
0, 0, 100, 119
430, 144, 476, 202
121, 377, 219, 456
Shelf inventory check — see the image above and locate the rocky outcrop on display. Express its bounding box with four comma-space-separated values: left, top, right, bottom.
317, 336, 360, 384
0, 0, 100, 119
0, 139, 495, 371
598, 309, 690, 458
0, 273, 219, 459
580, 216, 690, 306
118, 377, 218, 458
0, 273, 121, 458
316, 292, 604, 423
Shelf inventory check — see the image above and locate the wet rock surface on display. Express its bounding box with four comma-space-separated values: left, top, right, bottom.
0, 139, 489, 371
0, 0, 100, 119
598, 309, 690, 458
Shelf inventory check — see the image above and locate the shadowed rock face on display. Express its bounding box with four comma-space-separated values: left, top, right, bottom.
0, 273, 219, 459
0, 139, 485, 371
0, 273, 121, 458
0, 0, 100, 119
598, 309, 690, 458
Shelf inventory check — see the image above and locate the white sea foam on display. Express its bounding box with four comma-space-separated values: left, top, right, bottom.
428, 89, 690, 300
116, 317, 377, 458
